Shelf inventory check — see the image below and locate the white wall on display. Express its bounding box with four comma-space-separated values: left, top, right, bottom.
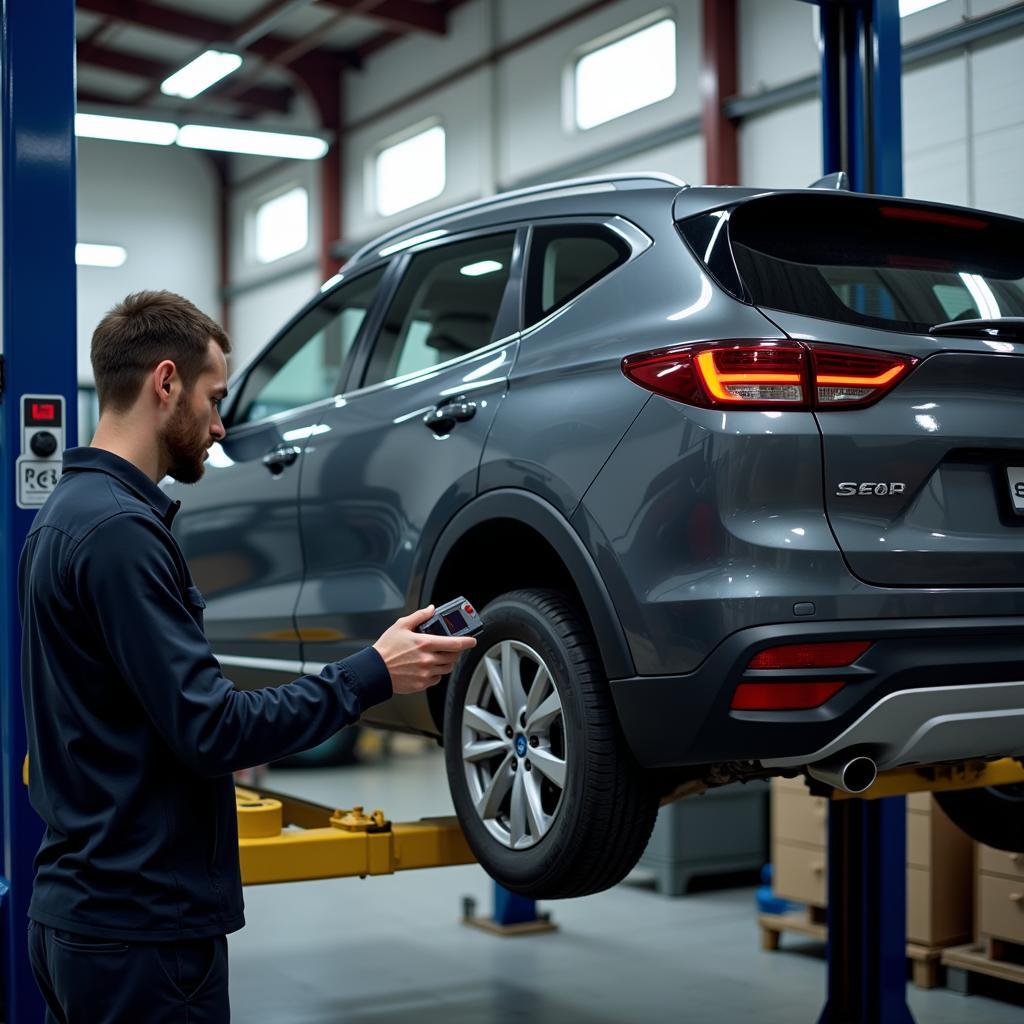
226, 158, 321, 368
76, 138, 219, 385
342, 0, 704, 245
738, 0, 818, 94
902, 25, 1024, 217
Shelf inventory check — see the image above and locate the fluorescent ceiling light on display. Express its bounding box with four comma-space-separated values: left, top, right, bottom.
161, 50, 243, 100
75, 112, 329, 160
76, 243, 127, 268
899, 0, 948, 15
177, 124, 328, 159
460, 260, 503, 277
75, 112, 177, 146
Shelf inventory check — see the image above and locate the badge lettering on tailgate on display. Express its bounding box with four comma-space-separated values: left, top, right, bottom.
836, 482, 907, 497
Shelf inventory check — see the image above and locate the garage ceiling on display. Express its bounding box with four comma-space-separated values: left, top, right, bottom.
75, 0, 465, 123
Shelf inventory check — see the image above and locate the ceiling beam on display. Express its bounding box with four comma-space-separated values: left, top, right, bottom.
316, 0, 446, 35
355, 0, 469, 60
75, 0, 353, 66
77, 44, 295, 115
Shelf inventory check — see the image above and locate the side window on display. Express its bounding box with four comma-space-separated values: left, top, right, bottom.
362, 233, 516, 388
233, 267, 386, 425
524, 224, 630, 327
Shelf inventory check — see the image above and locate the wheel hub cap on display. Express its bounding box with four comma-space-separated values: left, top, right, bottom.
460, 639, 568, 850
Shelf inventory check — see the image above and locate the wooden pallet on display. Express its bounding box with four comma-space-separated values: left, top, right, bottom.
942, 939, 1024, 995
759, 907, 826, 950
758, 909, 946, 989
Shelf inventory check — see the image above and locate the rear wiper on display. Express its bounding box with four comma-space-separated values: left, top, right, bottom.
929, 317, 1024, 338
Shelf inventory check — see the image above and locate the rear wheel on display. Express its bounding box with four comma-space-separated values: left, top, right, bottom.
443, 588, 658, 898
935, 782, 1024, 852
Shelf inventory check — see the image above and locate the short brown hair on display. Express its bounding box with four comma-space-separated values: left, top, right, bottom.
91, 291, 231, 412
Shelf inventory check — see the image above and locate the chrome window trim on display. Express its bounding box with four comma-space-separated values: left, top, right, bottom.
349, 172, 685, 265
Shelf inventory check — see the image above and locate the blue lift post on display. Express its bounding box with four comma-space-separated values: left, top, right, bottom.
812, 1, 913, 1022
0, 0, 79, 1020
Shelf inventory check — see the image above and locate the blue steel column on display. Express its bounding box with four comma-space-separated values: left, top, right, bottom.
868, 0, 903, 196
816, 2, 910, 1022
1, 0, 79, 1020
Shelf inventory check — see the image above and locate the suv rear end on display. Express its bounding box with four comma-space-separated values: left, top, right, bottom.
589, 188, 1024, 793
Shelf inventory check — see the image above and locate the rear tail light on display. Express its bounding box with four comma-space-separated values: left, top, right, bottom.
812, 349, 912, 407
622, 341, 916, 411
731, 681, 845, 711
747, 640, 872, 670
731, 639, 871, 711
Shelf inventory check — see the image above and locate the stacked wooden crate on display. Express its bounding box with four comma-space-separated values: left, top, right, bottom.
762, 778, 974, 987
941, 843, 1024, 992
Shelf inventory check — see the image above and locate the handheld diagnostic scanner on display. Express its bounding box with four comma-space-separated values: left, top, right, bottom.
417, 597, 483, 638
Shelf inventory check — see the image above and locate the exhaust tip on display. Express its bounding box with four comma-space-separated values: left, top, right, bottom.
841, 756, 878, 794
807, 754, 878, 794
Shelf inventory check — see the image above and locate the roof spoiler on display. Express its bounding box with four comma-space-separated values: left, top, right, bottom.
808, 171, 851, 191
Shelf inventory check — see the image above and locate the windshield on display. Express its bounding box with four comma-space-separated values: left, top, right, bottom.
684, 193, 1024, 334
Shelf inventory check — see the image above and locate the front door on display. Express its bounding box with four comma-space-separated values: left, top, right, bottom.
293, 230, 522, 726
169, 265, 387, 687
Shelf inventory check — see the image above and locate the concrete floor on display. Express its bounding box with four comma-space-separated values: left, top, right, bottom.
230, 740, 1024, 1024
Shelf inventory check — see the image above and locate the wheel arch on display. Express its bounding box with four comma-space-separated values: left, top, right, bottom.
420, 490, 635, 730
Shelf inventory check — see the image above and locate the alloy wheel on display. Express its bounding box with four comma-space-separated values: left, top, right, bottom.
460, 639, 567, 850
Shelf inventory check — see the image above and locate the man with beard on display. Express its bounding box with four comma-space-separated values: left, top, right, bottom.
19, 291, 475, 1022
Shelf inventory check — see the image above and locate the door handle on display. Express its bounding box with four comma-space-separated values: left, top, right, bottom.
423, 399, 477, 435
262, 445, 301, 475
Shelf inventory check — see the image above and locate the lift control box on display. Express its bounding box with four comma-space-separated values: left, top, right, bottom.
16, 394, 65, 508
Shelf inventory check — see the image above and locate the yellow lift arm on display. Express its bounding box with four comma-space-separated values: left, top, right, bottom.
830, 757, 1024, 801
234, 787, 476, 885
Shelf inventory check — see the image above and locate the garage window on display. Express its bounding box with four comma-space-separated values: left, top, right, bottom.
252, 185, 309, 264
374, 124, 446, 218
363, 233, 514, 387
524, 225, 631, 327
573, 16, 676, 131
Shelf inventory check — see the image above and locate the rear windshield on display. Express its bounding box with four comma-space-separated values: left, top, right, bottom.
683, 194, 1024, 334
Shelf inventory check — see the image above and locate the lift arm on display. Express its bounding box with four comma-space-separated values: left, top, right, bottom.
830, 757, 1024, 801
235, 787, 475, 885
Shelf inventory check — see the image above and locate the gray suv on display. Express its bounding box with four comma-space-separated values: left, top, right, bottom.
169, 174, 1024, 897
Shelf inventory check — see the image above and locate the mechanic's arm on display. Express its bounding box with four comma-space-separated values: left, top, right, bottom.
74, 514, 474, 777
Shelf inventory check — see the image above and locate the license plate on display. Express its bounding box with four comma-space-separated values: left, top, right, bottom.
1008, 467, 1024, 514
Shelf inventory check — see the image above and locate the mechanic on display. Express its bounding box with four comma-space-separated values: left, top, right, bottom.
20, 290, 476, 1023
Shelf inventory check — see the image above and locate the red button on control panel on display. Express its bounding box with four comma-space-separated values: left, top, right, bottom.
463, 604, 474, 615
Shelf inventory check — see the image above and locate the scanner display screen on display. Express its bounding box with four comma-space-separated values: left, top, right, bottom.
442, 610, 467, 633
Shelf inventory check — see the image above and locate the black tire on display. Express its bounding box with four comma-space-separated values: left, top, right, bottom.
935, 783, 1024, 852
443, 588, 658, 898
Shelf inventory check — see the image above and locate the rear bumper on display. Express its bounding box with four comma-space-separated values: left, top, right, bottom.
609, 615, 1024, 769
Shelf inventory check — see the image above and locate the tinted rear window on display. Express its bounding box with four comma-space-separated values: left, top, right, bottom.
686, 194, 1024, 334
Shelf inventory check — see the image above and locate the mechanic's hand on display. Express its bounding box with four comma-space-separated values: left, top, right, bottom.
373, 605, 477, 694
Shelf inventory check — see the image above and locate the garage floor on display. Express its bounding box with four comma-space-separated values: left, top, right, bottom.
230, 742, 1024, 1024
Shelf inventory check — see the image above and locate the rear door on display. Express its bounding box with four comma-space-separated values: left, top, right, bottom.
718, 193, 1024, 587
293, 230, 522, 727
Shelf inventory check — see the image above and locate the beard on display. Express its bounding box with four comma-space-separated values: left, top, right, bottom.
163, 398, 209, 484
